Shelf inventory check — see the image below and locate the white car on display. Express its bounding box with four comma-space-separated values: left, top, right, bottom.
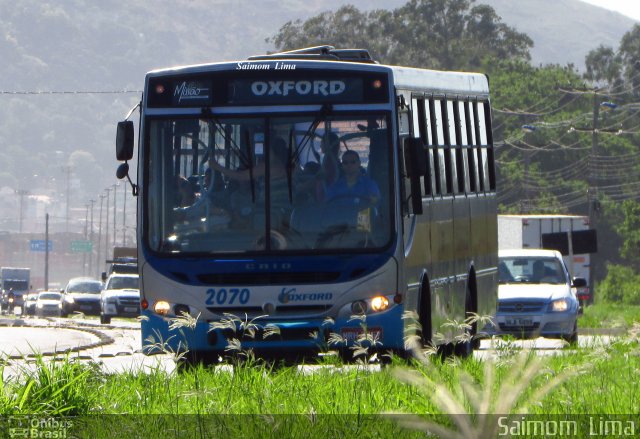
488, 249, 586, 344
35, 291, 63, 317
100, 273, 140, 324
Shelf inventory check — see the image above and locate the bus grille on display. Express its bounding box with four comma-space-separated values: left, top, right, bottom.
218, 326, 320, 342
206, 305, 331, 317
197, 272, 340, 285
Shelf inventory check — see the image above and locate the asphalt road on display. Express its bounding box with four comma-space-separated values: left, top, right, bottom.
0, 316, 619, 378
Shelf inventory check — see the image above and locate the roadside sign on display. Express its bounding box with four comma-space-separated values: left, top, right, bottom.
70, 240, 93, 253
29, 240, 53, 252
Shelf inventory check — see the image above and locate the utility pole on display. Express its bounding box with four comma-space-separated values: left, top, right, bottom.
113, 184, 118, 247
122, 184, 127, 246
62, 165, 72, 233
83, 203, 89, 275
97, 194, 104, 279
88, 199, 95, 276
105, 188, 110, 268
15, 189, 30, 233
588, 92, 600, 223
44, 213, 49, 290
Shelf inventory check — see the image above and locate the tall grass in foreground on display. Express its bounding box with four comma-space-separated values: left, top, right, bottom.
1, 320, 639, 437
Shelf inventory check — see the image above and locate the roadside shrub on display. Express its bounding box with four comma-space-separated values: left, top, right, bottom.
597, 265, 640, 305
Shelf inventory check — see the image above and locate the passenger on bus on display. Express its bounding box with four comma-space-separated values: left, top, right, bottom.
175, 175, 197, 207
208, 137, 292, 229
324, 150, 380, 206
316, 132, 341, 201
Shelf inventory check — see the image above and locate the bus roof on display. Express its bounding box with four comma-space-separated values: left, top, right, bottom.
146, 59, 489, 97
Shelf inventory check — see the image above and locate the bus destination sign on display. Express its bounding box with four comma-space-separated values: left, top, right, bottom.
147, 66, 388, 107
228, 77, 363, 105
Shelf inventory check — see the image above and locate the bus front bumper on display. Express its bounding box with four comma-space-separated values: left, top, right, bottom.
140, 305, 405, 356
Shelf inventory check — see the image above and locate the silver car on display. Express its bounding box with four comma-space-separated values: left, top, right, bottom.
100, 273, 140, 324
488, 249, 586, 344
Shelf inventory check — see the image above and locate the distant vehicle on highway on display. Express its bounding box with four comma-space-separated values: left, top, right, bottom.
100, 273, 140, 324
487, 248, 586, 344
22, 292, 39, 316
61, 277, 103, 317
35, 291, 63, 317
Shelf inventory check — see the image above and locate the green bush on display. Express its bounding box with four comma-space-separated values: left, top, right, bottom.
597, 265, 640, 305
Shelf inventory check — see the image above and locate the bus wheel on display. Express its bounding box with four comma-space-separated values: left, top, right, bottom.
412, 278, 434, 361
454, 276, 477, 358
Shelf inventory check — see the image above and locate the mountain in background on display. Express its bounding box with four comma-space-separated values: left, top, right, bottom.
0, 0, 636, 232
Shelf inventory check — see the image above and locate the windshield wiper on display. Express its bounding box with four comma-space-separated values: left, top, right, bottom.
204, 115, 257, 202
285, 103, 333, 202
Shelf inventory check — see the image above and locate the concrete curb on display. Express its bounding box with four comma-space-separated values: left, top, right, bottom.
0, 317, 115, 361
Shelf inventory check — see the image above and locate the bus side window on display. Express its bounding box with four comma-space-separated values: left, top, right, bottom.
476, 102, 491, 192
484, 101, 496, 191
433, 99, 447, 195
442, 100, 454, 195
428, 99, 441, 196
472, 101, 485, 192
464, 100, 479, 193
454, 100, 469, 194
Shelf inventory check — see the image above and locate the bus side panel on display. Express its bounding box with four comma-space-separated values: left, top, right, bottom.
475, 194, 498, 318
429, 197, 454, 340
453, 194, 471, 321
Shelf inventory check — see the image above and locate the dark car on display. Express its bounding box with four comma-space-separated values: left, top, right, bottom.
61, 277, 103, 317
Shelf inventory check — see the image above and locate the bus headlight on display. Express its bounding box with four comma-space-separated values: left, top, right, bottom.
370, 295, 389, 312
154, 301, 171, 316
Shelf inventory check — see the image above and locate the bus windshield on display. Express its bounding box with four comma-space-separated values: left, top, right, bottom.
146, 113, 392, 254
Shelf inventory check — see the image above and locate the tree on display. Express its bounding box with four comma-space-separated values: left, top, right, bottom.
585, 24, 640, 98
267, 0, 532, 71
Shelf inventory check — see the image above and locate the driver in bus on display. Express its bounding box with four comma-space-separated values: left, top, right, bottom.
324, 150, 380, 207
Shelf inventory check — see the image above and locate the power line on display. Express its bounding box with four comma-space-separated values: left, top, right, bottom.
0, 90, 142, 95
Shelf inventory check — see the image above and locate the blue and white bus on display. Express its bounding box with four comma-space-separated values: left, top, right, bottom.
115, 46, 497, 361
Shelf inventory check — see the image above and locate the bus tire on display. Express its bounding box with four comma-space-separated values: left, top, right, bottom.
454, 271, 478, 358
412, 273, 433, 361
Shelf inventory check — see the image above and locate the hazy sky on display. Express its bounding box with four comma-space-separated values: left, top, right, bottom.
581, 0, 640, 21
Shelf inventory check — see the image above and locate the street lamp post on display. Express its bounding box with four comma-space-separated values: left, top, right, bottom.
105, 188, 110, 268
15, 189, 30, 234
88, 199, 95, 276
122, 184, 127, 246
113, 184, 118, 247
96, 194, 104, 279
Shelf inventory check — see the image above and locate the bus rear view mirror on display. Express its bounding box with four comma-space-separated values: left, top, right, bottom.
404, 137, 427, 178
403, 137, 425, 215
116, 120, 134, 161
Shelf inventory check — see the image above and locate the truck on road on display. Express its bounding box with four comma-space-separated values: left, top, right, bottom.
498, 215, 597, 304
1, 267, 31, 313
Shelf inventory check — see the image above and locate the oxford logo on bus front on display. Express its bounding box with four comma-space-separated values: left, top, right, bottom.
250, 80, 346, 97
278, 287, 333, 304
174, 81, 209, 102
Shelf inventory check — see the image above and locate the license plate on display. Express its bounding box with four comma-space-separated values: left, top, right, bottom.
505, 317, 533, 326
124, 307, 138, 313
341, 327, 383, 343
